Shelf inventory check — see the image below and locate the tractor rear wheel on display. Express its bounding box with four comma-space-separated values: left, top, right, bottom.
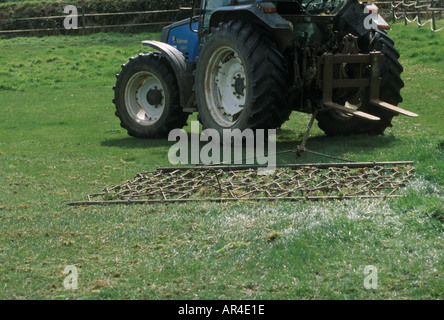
113, 53, 189, 138
316, 30, 404, 136
195, 21, 291, 134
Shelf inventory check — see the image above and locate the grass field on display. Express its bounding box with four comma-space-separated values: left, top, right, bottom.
0, 23, 443, 300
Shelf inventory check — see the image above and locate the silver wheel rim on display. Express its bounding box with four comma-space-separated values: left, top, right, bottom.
204, 46, 247, 128
124, 71, 165, 126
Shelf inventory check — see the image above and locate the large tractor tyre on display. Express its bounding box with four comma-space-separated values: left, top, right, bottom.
113, 53, 189, 139
316, 30, 404, 136
195, 21, 291, 134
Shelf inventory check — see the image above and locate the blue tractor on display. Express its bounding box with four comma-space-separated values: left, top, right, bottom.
113, 0, 417, 138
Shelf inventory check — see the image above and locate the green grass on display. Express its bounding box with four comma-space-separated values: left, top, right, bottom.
0, 24, 443, 299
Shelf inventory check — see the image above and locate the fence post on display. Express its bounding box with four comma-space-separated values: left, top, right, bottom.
392, 0, 396, 21
416, 0, 421, 25
431, 0, 437, 31
405, 3, 408, 25
81, 5, 86, 34
440, 0, 443, 19
432, 10, 436, 31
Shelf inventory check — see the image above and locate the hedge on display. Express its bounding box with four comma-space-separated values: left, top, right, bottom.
0, 0, 193, 32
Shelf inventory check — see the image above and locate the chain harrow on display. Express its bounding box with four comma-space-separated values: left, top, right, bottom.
68, 162, 415, 206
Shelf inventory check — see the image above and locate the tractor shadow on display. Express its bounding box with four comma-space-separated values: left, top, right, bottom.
275, 129, 400, 164
101, 128, 400, 165
101, 137, 173, 149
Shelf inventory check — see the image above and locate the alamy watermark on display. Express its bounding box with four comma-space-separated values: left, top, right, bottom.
363, 6, 380, 30
63, 265, 79, 290
63, 5, 78, 30
168, 121, 276, 174
364, 265, 378, 290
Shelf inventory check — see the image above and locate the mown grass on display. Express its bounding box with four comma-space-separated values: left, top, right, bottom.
0, 23, 443, 299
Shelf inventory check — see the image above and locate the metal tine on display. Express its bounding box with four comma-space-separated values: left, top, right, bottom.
71, 163, 416, 205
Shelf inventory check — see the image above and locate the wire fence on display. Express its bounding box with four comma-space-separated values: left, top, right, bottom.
0, 6, 194, 35
376, 0, 444, 31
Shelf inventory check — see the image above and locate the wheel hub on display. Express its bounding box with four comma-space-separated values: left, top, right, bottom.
146, 88, 163, 106
233, 75, 245, 96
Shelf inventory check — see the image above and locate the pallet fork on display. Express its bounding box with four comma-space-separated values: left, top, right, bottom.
319, 52, 418, 121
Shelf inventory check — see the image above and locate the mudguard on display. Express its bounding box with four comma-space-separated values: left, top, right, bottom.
209, 2, 294, 51
142, 40, 194, 110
